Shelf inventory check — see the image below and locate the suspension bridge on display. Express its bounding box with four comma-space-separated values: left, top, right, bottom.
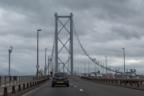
0, 13, 144, 96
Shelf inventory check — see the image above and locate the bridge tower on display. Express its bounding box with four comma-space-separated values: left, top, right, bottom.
54, 13, 73, 75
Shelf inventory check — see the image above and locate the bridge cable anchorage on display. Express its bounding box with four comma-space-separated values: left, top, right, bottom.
73, 24, 122, 74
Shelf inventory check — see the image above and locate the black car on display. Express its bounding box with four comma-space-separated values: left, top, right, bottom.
52, 72, 69, 87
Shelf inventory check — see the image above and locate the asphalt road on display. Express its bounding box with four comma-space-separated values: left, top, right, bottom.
23, 77, 144, 96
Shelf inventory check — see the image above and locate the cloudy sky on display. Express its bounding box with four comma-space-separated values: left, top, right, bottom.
0, 0, 144, 75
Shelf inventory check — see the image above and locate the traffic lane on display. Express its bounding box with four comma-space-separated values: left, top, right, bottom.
72, 78, 144, 96
24, 78, 144, 96
29, 80, 85, 96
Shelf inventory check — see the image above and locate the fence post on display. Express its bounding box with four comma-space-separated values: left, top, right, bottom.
3, 87, 8, 96
12, 85, 16, 94
23, 84, 25, 90
18, 84, 21, 91
27, 83, 29, 88
4, 76, 6, 87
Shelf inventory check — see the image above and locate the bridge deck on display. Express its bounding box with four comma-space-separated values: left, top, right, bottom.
23, 77, 144, 96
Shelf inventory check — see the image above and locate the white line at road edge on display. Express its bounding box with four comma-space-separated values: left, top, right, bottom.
22, 84, 46, 96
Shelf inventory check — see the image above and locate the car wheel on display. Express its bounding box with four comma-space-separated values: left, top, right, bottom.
66, 83, 69, 87
52, 83, 55, 87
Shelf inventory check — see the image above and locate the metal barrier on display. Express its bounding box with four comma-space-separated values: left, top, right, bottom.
81, 76, 144, 89
0, 76, 49, 96
0, 76, 36, 88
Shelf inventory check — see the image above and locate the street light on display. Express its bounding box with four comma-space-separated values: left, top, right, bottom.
47, 56, 51, 75
8, 46, 13, 76
36, 29, 42, 78
44, 48, 47, 76
122, 48, 126, 73
105, 56, 108, 74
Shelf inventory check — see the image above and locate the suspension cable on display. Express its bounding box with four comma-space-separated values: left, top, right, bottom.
73, 24, 122, 73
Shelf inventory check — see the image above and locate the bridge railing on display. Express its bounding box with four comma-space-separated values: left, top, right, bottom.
0, 76, 37, 87
0, 75, 49, 96
81, 76, 144, 90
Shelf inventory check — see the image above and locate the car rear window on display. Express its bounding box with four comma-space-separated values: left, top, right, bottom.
54, 73, 67, 77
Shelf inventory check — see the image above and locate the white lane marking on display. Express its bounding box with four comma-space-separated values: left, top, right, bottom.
74, 85, 77, 87
80, 89, 84, 92
71, 83, 77, 88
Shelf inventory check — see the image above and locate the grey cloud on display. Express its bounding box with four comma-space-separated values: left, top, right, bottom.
0, 0, 144, 74
55, 0, 135, 18
111, 26, 142, 40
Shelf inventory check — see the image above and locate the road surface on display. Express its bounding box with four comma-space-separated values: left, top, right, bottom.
23, 77, 144, 96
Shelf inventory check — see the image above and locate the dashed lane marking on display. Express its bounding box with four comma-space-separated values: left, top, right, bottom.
80, 88, 84, 92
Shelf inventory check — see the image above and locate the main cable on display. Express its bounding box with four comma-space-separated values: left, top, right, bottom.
73, 24, 122, 73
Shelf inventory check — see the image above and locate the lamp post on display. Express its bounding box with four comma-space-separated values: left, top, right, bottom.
47, 57, 50, 75
36, 29, 42, 79
44, 48, 47, 76
105, 56, 108, 74
122, 48, 126, 73
8, 46, 13, 76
